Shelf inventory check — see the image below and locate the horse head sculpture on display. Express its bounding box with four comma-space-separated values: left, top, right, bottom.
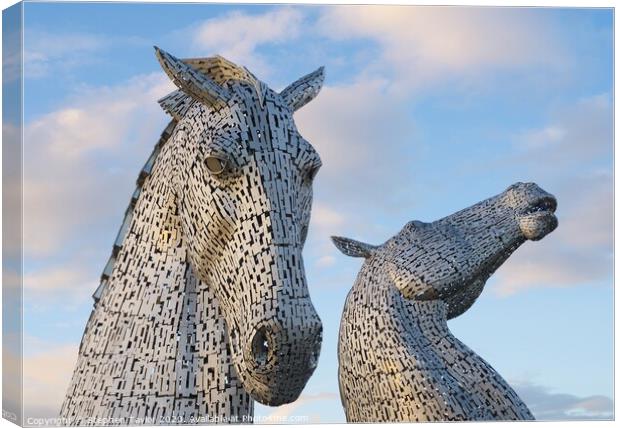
154, 48, 324, 405
332, 182, 557, 421
60, 48, 325, 425
334, 182, 558, 318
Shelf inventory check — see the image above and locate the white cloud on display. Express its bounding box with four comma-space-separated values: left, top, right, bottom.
23, 266, 98, 296
23, 341, 79, 420
296, 79, 417, 218
296, 78, 423, 269
23, 73, 174, 256
191, 8, 304, 76
298, 79, 395, 173
492, 246, 611, 297
554, 172, 613, 251
513, 381, 613, 420
26, 74, 173, 158
520, 126, 566, 150
24, 30, 148, 78
310, 203, 345, 234
315, 255, 336, 268
24, 30, 107, 78
491, 95, 612, 296
3, 23, 22, 83
3, 123, 23, 258
317, 6, 566, 91
512, 94, 612, 165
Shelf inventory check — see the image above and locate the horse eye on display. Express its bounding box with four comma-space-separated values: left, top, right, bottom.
205, 155, 227, 175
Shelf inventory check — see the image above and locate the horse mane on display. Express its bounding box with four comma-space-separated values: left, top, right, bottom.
92, 56, 264, 303
183, 55, 254, 85
91, 119, 177, 302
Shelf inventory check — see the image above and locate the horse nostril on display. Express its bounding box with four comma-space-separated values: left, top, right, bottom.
251, 327, 271, 368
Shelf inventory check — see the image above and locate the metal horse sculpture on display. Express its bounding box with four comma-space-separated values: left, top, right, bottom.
60, 48, 325, 425
333, 182, 558, 422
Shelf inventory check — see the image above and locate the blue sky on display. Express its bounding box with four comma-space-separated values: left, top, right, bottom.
8, 2, 613, 422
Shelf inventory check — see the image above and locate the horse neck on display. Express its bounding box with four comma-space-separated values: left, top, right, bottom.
342, 266, 533, 421
100, 135, 253, 421
344, 265, 471, 373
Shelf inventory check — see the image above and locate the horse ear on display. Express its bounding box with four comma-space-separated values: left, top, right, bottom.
331, 236, 376, 259
279, 66, 325, 111
158, 89, 196, 120
154, 46, 231, 107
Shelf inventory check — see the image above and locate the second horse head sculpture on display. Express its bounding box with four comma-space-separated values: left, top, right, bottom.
333, 182, 558, 422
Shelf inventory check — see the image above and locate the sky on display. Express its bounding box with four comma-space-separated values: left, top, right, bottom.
4, 1, 614, 423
